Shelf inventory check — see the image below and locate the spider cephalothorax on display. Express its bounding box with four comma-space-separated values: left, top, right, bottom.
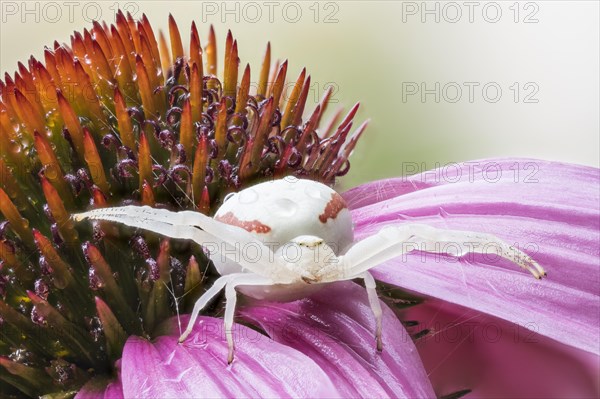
74, 176, 546, 364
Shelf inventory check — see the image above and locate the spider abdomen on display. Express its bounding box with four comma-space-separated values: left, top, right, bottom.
211, 177, 354, 300
214, 177, 354, 254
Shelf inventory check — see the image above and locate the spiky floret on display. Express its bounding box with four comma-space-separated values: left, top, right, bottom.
0, 11, 367, 396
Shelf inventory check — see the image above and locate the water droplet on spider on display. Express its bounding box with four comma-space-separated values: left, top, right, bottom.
273, 198, 299, 217
304, 184, 324, 200
238, 188, 258, 204
283, 175, 299, 184
446, 246, 467, 257
223, 192, 236, 202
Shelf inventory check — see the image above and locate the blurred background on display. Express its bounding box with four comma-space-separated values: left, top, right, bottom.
1, 1, 598, 188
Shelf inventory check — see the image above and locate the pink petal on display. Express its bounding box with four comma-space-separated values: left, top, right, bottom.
78, 282, 434, 398
403, 298, 599, 398
241, 281, 435, 399
344, 158, 600, 354
118, 315, 338, 398
103, 381, 124, 399
76, 376, 123, 399
77, 316, 338, 398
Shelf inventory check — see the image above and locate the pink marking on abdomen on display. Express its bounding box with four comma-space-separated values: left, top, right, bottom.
319, 192, 347, 223
215, 212, 272, 233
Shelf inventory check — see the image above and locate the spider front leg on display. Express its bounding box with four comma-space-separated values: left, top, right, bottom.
334, 223, 546, 352
340, 223, 546, 279
73, 206, 276, 277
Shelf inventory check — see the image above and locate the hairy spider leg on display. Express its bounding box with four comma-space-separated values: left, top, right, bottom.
73, 207, 277, 277
339, 223, 546, 279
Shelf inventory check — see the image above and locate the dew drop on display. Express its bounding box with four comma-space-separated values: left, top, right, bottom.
49, 359, 75, 385
283, 175, 298, 184
238, 188, 258, 204
447, 247, 467, 257
34, 279, 49, 300
39, 256, 53, 275
304, 184, 324, 200
272, 198, 299, 217
9, 348, 35, 366
55, 301, 67, 314
31, 307, 46, 326
146, 258, 159, 281
88, 267, 104, 290
17, 301, 28, 315
223, 192, 236, 202
86, 316, 103, 342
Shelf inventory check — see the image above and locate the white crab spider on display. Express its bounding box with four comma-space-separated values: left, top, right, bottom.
73, 176, 546, 363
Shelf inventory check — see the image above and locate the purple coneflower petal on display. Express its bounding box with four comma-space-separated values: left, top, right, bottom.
404, 298, 600, 398
76, 375, 124, 399
103, 381, 125, 399
344, 158, 600, 355
127, 316, 341, 397
78, 314, 337, 398
241, 281, 435, 399
77, 282, 433, 398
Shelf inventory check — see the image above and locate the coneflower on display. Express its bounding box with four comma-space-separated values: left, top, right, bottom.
1, 11, 599, 399
0, 11, 368, 397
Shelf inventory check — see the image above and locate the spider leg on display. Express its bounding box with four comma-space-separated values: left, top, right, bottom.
75, 206, 264, 255
178, 273, 242, 343
73, 206, 276, 277
361, 271, 383, 351
339, 223, 546, 279
223, 274, 274, 364
73, 207, 213, 243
